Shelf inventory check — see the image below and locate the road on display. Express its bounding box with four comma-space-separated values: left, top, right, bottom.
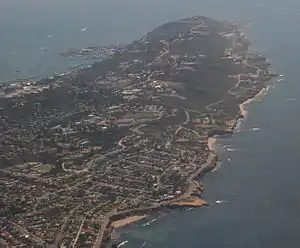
234, 74, 241, 88
72, 214, 87, 248
86, 149, 121, 170
175, 126, 183, 135
183, 110, 190, 125
51, 206, 80, 248
92, 216, 110, 248
62, 162, 88, 173
206, 99, 225, 111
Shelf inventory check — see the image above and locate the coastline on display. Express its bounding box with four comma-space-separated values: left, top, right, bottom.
208, 137, 217, 152
111, 215, 147, 228
109, 82, 273, 230
83, 27, 277, 248
0, 17, 278, 248
99, 147, 219, 246
107, 143, 218, 232
169, 197, 208, 207
239, 86, 267, 119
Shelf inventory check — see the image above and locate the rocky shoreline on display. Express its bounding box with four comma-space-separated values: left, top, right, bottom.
106, 24, 277, 248
107, 96, 273, 248
0, 16, 277, 248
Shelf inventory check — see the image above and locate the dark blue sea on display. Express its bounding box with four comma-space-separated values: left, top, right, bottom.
2, 0, 300, 247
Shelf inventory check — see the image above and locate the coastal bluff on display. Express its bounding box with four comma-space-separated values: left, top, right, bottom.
169, 197, 208, 207
0, 15, 274, 248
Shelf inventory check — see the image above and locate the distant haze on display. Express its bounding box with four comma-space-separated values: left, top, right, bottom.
0, 0, 298, 81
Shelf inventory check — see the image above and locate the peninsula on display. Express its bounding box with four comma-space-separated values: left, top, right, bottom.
0, 16, 274, 248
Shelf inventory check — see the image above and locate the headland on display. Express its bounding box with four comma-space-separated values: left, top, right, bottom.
0, 16, 276, 247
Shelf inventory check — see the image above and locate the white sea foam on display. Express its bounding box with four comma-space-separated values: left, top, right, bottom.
142, 218, 157, 227
212, 162, 222, 172
234, 118, 243, 132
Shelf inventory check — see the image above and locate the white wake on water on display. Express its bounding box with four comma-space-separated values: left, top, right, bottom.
286, 97, 297, 101
141, 218, 157, 227
226, 148, 238, 152
216, 200, 228, 204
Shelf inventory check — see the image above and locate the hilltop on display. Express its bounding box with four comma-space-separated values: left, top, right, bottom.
0, 16, 272, 247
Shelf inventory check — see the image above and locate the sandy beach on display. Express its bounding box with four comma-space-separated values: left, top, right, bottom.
239, 87, 266, 118
208, 137, 217, 151
170, 197, 208, 207
111, 215, 147, 228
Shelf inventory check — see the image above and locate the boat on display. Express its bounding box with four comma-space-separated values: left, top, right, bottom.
117, 240, 128, 247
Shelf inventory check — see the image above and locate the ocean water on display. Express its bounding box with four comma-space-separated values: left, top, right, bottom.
2, 0, 300, 247
0, 0, 165, 82
115, 1, 300, 248
0, 0, 275, 82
